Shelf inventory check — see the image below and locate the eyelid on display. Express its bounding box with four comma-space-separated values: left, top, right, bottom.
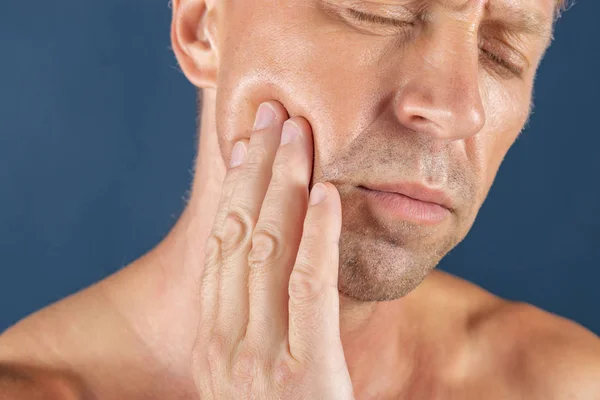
341, 5, 528, 79
480, 48, 523, 78
346, 8, 415, 27
479, 25, 532, 69
480, 37, 529, 73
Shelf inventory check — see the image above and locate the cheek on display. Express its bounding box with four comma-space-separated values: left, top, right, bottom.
214, 3, 382, 166
472, 77, 532, 198
215, 1, 533, 215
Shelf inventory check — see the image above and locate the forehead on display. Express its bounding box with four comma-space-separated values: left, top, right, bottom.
324, 0, 555, 40
328, 0, 556, 18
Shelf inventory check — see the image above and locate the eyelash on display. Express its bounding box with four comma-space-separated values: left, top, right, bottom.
479, 47, 524, 78
348, 10, 524, 79
348, 9, 413, 28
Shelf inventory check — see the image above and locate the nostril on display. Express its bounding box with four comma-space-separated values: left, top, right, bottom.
412, 115, 428, 123
407, 112, 446, 136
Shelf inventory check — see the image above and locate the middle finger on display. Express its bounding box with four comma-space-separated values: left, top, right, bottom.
213, 101, 288, 345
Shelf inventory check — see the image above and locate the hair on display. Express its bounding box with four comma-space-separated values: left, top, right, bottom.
556, 0, 574, 19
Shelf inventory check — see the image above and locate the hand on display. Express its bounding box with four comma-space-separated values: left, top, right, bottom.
191, 101, 354, 399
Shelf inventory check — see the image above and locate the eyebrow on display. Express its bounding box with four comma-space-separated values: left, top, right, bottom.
485, 2, 553, 40
344, 0, 554, 42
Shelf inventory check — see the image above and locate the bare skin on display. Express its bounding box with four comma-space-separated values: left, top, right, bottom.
1, 0, 599, 399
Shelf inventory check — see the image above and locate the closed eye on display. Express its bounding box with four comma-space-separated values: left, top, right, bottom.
348, 8, 526, 79
480, 48, 524, 78
347, 9, 414, 28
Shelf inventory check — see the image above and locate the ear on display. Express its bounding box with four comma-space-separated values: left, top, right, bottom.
171, 0, 219, 89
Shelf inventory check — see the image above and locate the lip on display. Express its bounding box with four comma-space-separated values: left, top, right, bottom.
358, 183, 453, 225
360, 182, 454, 211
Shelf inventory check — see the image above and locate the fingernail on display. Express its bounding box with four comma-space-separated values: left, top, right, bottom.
280, 120, 300, 146
230, 141, 246, 168
309, 183, 328, 206
254, 103, 276, 130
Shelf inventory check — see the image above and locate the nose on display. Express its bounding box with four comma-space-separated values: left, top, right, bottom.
394, 30, 486, 141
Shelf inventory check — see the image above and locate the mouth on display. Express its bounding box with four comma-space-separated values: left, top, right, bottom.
357, 183, 453, 226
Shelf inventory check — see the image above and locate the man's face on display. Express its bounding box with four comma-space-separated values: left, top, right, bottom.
210, 0, 554, 301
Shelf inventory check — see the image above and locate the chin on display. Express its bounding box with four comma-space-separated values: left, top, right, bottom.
336, 226, 456, 302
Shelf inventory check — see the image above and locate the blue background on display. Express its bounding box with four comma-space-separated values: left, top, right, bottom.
0, 2, 598, 334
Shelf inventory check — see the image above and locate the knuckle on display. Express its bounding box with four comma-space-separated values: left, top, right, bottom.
231, 347, 259, 381
302, 217, 328, 239
248, 230, 281, 266
221, 212, 252, 255
222, 164, 243, 186
302, 218, 340, 248
271, 355, 311, 399
231, 346, 266, 396
288, 268, 325, 302
271, 356, 303, 394
272, 152, 304, 182
272, 151, 293, 171
245, 146, 269, 167
270, 163, 287, 184
204, 233, 222, 265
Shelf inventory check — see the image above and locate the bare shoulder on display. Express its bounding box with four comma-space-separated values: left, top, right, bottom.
472, 292, 600, 399
424, 271, 600, 398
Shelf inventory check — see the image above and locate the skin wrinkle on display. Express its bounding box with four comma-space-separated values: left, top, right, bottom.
0, 1, 584, 398
414, 23, 480, 132
209, 0, 555, 305
487, 0, 552, 36
316, 114, 478, 300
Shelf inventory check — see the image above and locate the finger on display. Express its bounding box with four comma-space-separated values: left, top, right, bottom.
198, 137, 249, 334
210, 138, 250, 238
244, 117, 314, 353
194, 137, 249, 400
214, 101, 289, 345
287, 182, 345, 365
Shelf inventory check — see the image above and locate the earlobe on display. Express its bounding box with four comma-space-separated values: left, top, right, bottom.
171, 0, 218, 89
